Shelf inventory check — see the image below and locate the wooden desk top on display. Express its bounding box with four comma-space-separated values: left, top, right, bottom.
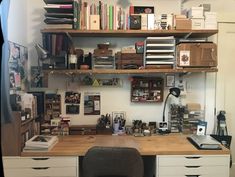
21, 134, 230, 156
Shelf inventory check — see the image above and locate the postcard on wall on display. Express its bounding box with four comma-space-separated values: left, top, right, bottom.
84, 92, 100, 115
8, 41, 29, 91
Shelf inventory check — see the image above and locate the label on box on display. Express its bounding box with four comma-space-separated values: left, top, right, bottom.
179, 50, 190, 66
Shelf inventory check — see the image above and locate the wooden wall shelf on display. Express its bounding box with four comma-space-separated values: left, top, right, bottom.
41, 29, 218, 38
44, 68, 218, 75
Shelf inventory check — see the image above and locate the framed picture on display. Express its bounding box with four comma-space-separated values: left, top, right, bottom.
84, 92, 100, 115
65, 91, 81, 104
166, 74, 175, 87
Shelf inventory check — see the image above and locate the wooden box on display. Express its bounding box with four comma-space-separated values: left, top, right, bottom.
69, 125, 97, 135
116, 52, 143, 69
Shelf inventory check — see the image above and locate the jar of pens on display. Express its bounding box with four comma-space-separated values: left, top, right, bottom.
112, 111, 126, 135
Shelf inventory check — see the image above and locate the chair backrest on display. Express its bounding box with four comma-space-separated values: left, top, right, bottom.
82, 146, 144, 177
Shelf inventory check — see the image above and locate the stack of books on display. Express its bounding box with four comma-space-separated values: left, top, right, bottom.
23, 135, 59, 151
43, 0, 80, 29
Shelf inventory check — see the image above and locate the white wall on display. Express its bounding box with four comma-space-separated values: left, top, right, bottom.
8, 0, 27, 46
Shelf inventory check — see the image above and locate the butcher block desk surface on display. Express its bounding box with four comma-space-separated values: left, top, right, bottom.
21, 134, 230, 156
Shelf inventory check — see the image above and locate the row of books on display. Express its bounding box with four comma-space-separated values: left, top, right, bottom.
23, 135, 58, 151
42, 33, 69, 56
43, 0, 156, 30
43, 0, 80, 29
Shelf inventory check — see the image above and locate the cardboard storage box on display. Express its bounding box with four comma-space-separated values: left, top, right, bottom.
188, 7, 204, 18
176, 42, 217, 67
175, 19, 192, 30
191, 18, 204, 29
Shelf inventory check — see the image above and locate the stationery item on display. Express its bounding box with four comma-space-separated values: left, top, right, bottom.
188, 134, 222, 150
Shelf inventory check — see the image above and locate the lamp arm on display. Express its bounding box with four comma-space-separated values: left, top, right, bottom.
162, 93, 171, 122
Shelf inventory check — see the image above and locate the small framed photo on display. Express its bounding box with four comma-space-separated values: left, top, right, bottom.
166, 75, 175, 87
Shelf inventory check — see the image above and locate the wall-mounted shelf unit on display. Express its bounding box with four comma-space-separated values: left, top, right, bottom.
43, 68, 218, 75
41, 29, 218, 38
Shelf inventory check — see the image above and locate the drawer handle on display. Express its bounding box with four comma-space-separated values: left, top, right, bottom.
32, 158, 49, 160
32, 167, 50, 170
185, 157, 201, 159
185, 166, 201, 168
185, 175, 201, 177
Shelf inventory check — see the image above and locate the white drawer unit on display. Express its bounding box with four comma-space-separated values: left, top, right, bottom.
3, 156, 79, 177
156, 155, 230, 177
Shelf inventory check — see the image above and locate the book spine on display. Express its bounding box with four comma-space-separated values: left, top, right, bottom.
129, 5, 134, 15
99, 1, 102, 30
109, 5, 113, 30
73, 0, 78, 29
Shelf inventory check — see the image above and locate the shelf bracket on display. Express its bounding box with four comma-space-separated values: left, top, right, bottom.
183, 32, 192, 39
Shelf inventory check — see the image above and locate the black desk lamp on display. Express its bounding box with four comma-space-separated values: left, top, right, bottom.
35, 44, 50, 70
158, 87, 181, 134
34, 44, 50, 87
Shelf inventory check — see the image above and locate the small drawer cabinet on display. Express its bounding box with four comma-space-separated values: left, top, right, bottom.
156, 155, 230, 177
3, 156, 79, 177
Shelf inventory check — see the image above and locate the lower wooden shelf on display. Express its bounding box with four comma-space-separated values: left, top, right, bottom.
43, 68, 218, 75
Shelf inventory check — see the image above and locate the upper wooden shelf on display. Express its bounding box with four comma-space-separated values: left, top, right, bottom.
41, 29, 218, 38
43, 68, 218, 75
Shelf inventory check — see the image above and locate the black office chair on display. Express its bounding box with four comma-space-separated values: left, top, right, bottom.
82, 146, 144, 177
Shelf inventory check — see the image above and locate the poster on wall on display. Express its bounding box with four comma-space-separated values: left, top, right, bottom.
30, 66, 42, 88
8, 41, 28, 91
84, 92, 101, 115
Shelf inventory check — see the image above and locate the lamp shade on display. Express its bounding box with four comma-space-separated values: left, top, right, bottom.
35, 44, 49, 60
169, 87, 181, 97
162, 87, 181, 123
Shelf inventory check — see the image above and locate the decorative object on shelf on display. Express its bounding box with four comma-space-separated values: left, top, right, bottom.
216, 110, 228, 136
112, 111, 126, 134
159, 87, 180, 134
196, 120, 207, 135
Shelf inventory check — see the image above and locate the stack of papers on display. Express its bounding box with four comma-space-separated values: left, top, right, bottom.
23, 135, 58, 151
